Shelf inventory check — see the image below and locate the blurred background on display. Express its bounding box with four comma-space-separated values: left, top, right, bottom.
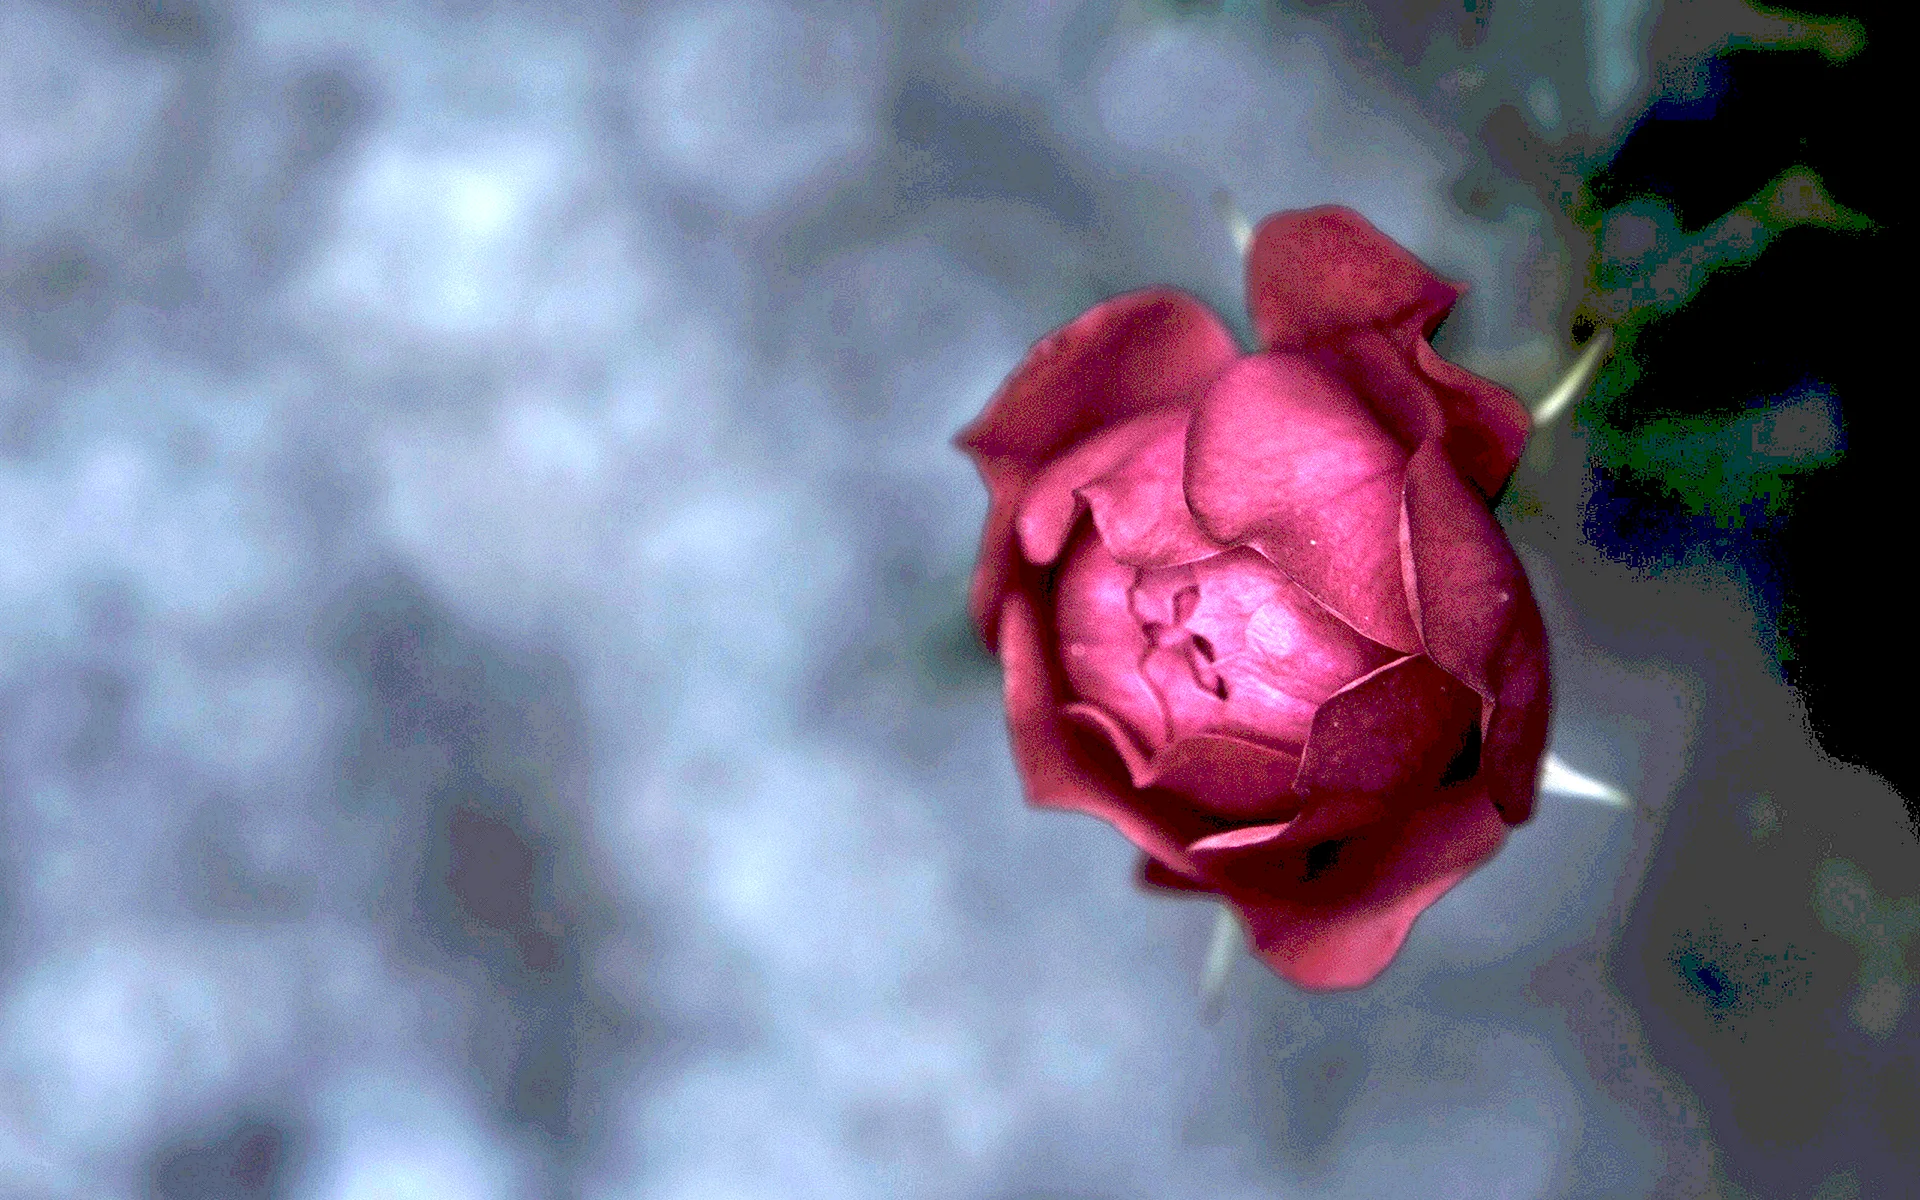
0, 0, 1908, 1196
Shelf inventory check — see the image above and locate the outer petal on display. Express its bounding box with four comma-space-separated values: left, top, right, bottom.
1294, 655, 1481, 800
1414, 339, 1530, 499
1231, 787, 1507, 990
1247, 207, 1528, 498
1400, 440, 1526, 700
1184, 354, 1420, 653
998, 591, 1214, 875
1480, 586, 1549, 825
957, 289, 1240, 649
1183, 792, 1389, 897
1245, 207, 1458, 352
1399, 440, 1550, 822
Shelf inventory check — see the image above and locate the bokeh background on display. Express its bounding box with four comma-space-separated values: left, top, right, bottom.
0, 0, 1908, 1196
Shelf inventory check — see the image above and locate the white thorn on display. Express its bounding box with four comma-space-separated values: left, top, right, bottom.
1199, 903, 1241, 1023
1212, 189, 1255, 258
1539, 751, 1631, 808
1530, 328, 1614, 426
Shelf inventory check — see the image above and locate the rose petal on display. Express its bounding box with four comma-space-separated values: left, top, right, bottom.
1399, 439, 1530, 700
1232, 787, 1507, 990
1145, 733, 1303, 821
1245, 206, 1460, 351
1139, 854, 1216, 895
1015, 410, 1182, 567
1480, 592, 1549, 825
1182, 548, 1402, 749
1295, 654, 1482, 798
1184, 353, 1420, 654
1077, 409, 1223, 569
958, 289, 1240, 649
1053, 525, 1167, 752
1414, 339, 1530, 500
1311, 327, 1446, 454
997, 591, 1210, 874
1182, 792, 1389, 897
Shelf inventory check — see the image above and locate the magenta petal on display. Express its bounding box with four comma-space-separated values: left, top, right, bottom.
997, 591, 1208, 874
1053, 526, 1167, 752
1414, 339, 1530, 499
1295, 655, 1481, 798
1139, 853, 1217, 895
1061, 701, 1156, 790
1184, 354, 1419, 653
1480, 591, 1550, 825
1399, 439, 1530, 699
1312, 328, 1446, 454
1015, 410, 1179, 567
1077, 410, 1223, 569
1183, 548, 1401, 748
1145, 734, 1303, 821
1233, 788, 1507, 990
958, 290, 1240, 649
1181, 792, 1387, 898
1245, 207, 1460, 352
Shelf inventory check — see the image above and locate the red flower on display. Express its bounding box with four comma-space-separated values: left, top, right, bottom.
957, 207, 1550, 990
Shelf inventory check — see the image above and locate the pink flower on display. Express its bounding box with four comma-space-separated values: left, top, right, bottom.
957, 207, 1551, 990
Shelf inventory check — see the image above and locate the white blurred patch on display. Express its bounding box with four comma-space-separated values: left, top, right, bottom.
0, 440, 278, 642
303, 136, 579, 338
377, 398, 626, 635
1526, 77, 1563, 134
633, 0, 885, 214
0, 930, 301, 1159
1747, 389, 1843, 461
1587, 0, 1659, 120
625, 485, 853, 716
309, 1073, 524, 1200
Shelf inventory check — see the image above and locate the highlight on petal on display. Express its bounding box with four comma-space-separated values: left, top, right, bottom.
1076, 409, 1222, 569
997, 591, 1210, 873
1245, 206, 1459, 351
957, 289, 1240, 649
1139, 853, 1217, 895
1233, 787, 1507, 990
1295, 655, 1482, 799
1184, 353, 1419, 653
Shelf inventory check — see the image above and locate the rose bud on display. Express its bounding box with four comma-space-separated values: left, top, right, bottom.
957, 207, 1550, 991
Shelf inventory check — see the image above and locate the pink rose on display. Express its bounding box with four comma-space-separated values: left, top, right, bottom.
957, 207, 1551, 990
